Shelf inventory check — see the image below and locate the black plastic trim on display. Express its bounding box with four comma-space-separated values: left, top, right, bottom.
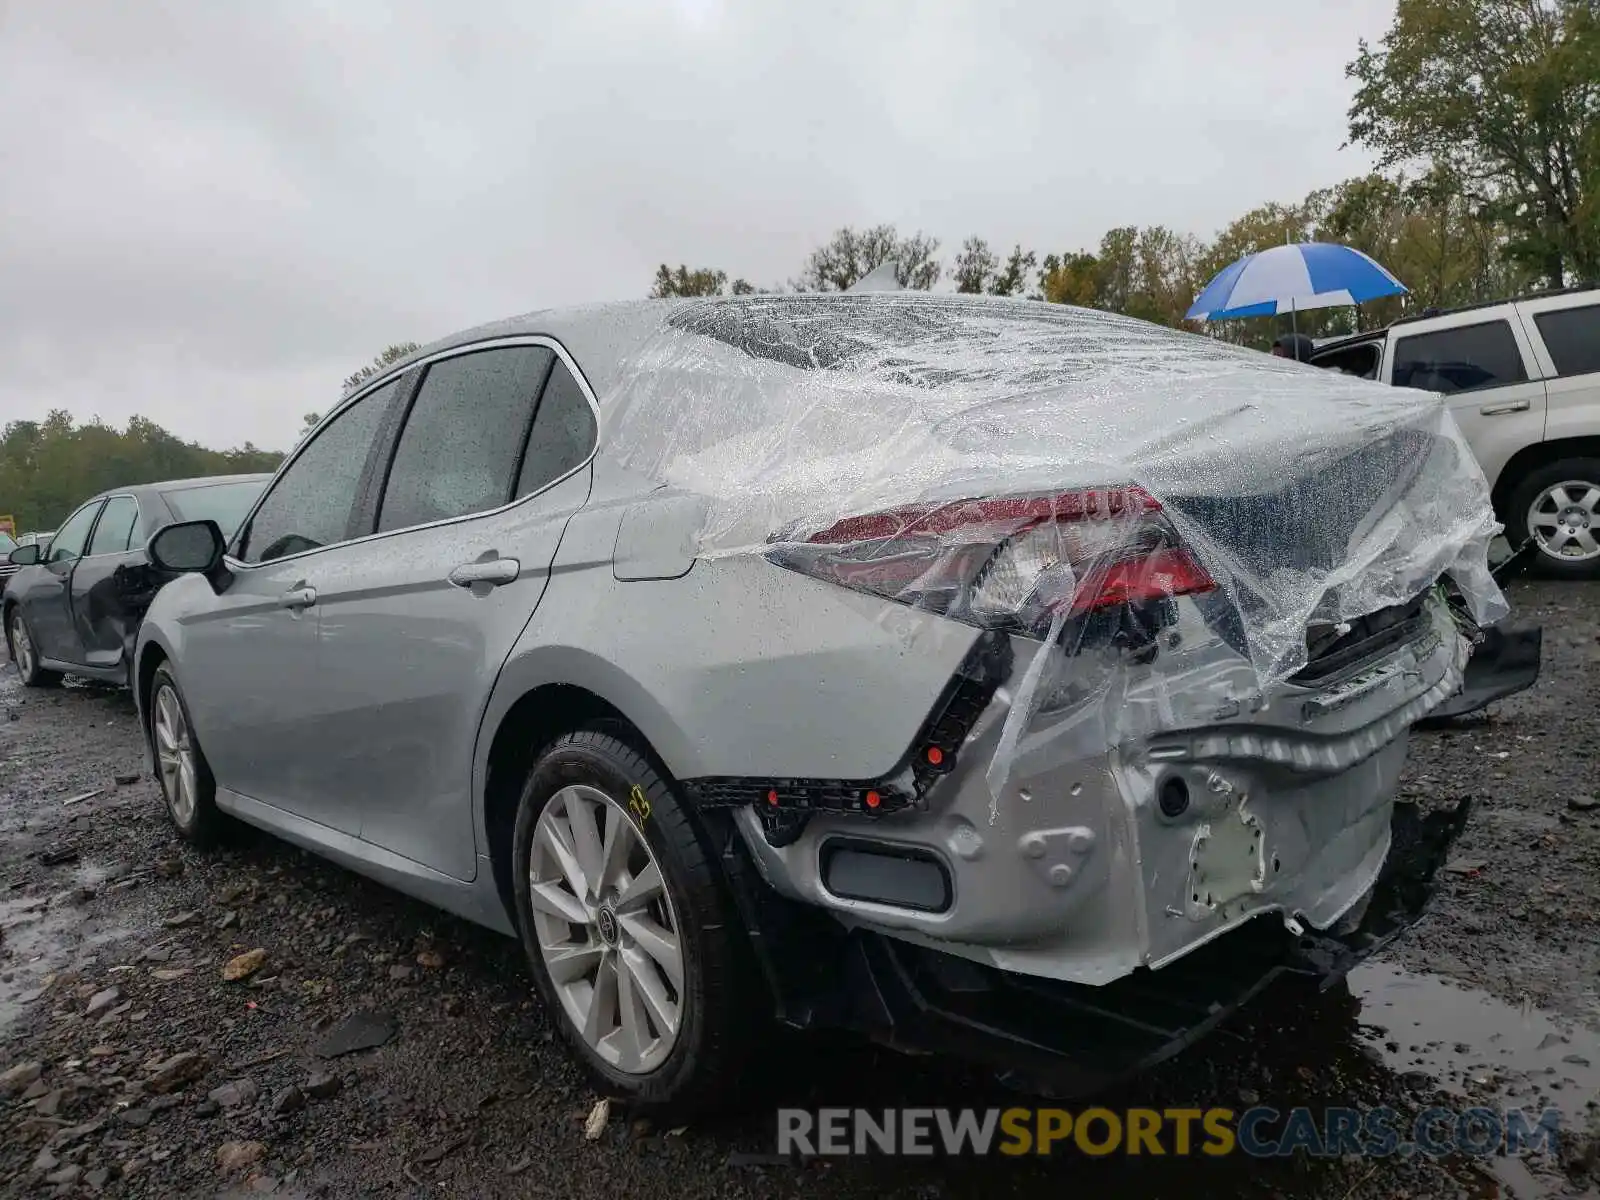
819, 837, 954, 913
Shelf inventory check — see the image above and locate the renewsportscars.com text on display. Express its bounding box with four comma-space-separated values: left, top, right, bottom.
776, 1105, 1563, 1159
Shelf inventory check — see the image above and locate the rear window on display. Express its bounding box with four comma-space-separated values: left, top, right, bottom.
1312, 338, 1384, 380
1392, 320, 1528, 394
161, 480, 267, 537
665, 294, 1247, 384
1533, 303, 1600, 378
0, 531, 15, 554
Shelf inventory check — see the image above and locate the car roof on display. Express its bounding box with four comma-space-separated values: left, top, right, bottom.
1310, 282, 1600, 356
1311, 329, 1390, 355
1390, 280, 1596, 328
86, 473, 274, 504
366, 292, 1322, 402
354, 300, 694, 403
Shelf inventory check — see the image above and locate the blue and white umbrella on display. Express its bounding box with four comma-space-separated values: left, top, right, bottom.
1186, 242, 1407, 322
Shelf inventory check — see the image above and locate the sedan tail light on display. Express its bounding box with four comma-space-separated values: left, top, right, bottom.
766, 486, 1215, 640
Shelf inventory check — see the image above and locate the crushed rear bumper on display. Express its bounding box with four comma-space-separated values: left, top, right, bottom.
721, 796, 1470, 1097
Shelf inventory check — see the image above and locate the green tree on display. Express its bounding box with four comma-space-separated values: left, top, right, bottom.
342, 342, 421, 393
1038, 227, 1200, 326
649, 265, 759, 297
1037, 251, 1102, 305
1311, 169, 1537, 328
988, 244, 1039, 297
1347, 0, 1600, 287
0, 412, 283, 531
952, 237, 999, 293
954, 238, 1038, 295
793, 224, 942, 291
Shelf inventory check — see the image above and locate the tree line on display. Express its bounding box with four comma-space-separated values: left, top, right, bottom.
0, 413, 283, 533
650, 0, 1598, 345
0, 343, 423, 532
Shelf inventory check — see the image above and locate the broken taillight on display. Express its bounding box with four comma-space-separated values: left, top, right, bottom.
766, 486, 1215, 640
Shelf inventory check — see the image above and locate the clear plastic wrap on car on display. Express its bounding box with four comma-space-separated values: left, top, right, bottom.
590, 295, 1506, 802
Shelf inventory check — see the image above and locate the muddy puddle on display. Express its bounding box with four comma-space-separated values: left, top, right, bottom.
0, 860, 135, 1036
1348, 962, 1600, 1196
1354, 962, 1600, 1102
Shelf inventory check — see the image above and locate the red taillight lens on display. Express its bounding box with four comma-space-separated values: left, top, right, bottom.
766, 486, 1215, 638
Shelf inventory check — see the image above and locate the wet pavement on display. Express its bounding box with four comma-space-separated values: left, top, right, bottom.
2, 577, 1598, 1198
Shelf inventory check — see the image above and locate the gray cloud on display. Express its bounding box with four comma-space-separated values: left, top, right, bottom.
0, 0, 1393, 450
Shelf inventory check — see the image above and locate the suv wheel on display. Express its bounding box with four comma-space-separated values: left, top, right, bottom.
6, 607, 62, 688
1508, 458, 1600, 580
512, 730, 754, 1116
148, 665, 225, 845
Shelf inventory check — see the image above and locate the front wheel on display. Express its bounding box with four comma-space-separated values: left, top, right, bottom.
512, 730, 755, 1117
1508, 458, 1600, 580
148, 665, 225, 846
6, 607, 62, 688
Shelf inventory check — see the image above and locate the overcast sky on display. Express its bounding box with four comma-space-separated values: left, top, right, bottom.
0, 0, 1395, 451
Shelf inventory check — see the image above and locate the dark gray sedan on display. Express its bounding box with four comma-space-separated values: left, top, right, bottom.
4, 474, 269, 688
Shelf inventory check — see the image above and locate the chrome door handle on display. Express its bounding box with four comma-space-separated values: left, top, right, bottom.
447, 558, 520, 589
278, 585, 317, 610
1478, 398, 1530, 415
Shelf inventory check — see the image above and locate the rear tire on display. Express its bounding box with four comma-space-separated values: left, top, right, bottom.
148, 665, 226, 847
512, 729, 755, 1117
6, 607, 62, 688
1507, 458, 1600, 580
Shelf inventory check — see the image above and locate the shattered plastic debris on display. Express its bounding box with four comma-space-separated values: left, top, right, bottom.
594, 295, 1505, 801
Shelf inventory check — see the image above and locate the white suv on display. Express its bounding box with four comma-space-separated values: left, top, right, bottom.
1312, 284, 1600, 579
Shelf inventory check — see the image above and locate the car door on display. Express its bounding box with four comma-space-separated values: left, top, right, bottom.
1383, 314, 1548, 494
1517, 296, 1600, 445
26, 499, 104, 663
308, 339, 599, 881
174, 379, 401, 829
68, 493, 144, 672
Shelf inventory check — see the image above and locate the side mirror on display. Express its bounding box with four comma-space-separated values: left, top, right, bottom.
8, 543, 40, 567
148, 520, 227, 575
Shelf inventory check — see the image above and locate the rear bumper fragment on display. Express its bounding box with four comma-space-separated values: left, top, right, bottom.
1414, 623, 1542, 725
722, 797, 1470, 1098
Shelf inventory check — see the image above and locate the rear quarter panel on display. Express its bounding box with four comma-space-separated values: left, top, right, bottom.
470, 495, 980, 853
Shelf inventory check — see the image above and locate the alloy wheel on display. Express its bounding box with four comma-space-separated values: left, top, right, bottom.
1528, 479, 1600, 562
10, 614, 32, 678
153, 684, 198, 827
527, 784, 684, 1075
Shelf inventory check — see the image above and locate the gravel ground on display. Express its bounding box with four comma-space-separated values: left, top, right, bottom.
2, 577, 1598, 1199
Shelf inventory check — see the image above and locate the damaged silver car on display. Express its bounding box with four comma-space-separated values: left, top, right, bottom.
132, 294, 1515, 1113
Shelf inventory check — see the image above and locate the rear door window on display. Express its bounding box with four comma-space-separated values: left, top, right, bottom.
516, 359, 598, 497
87, 495, 140, 556
377, 346, 554, 533
1391, 320, 1528, 394
1532, 304, 1600, 378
